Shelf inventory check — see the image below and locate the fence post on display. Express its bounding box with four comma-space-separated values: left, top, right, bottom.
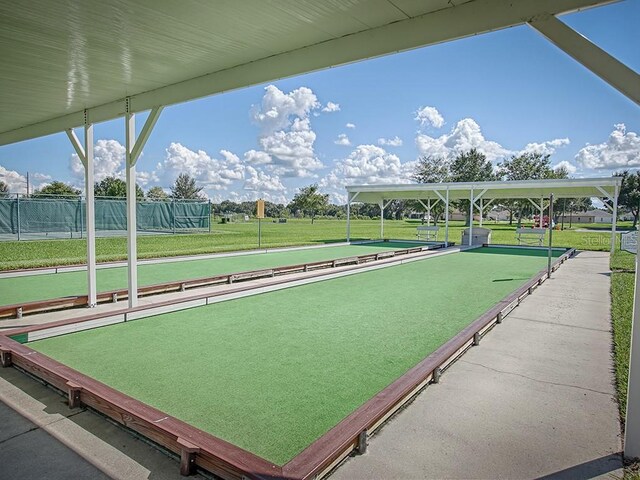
16, 193, 21, 241
172, 198, 176, 234
208, 200, 212, 233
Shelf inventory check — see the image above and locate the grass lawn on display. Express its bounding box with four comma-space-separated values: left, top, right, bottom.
28, 247, 559, 465
611, 249, 636, 420
0, 218, 628, 270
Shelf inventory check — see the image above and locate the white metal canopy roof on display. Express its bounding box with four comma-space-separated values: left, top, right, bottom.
346, 177, 622, 203
0, 0, 614, 146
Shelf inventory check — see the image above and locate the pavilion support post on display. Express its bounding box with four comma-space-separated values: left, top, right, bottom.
427, 198, 431, 227
124, 104, 164, 308
125, 111, 138, 308
346, 199, 351, 242
547, 193, 554, 277
445, 188, 449, 247
611, 184, 619, 255
379, 200, 384, 239
540, 195, 544, 228
468, 188, 473, 246
65, 120, 97, 307
479, 198, 483, 227
625, 245, 640, 460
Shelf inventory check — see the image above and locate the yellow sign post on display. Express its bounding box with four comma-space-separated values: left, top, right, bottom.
256, 199, 265, 247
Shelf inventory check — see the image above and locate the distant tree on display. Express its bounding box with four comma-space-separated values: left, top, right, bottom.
287, 184, 329, 224
497, 152, 563, 225
614, 170, 640, 227
171, 173, 203, 199
146, 186, 169, 201
95, 176, 144, 198
412, 155, 451, 184
0, 181, 9, 198
449, 149, 496, 225
32, 181, 80, 198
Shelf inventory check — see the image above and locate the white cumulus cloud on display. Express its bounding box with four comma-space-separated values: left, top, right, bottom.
575, 124, 640, 169
243, 166, 286, 194
0, 165, 51, 194
70, 139, 127, 183
378, 136, 403, 147
244, 150, 272, 165
415, 117, 509, 162
322, 102, 340, 113
415, 106, 445, 129
346, 123, 356, 129
334, 134, 351, 146
553, 160, 578, 174
520, 138, 570, 156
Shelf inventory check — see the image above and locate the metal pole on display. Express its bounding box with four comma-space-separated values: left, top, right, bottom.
85, 123, 97, 307
125, 111, 138, 308
379, 200, 384, 239
611, 184, 619, 255
258, 217, 262, 248
346, 197, 351, 242
468, 188, 473, 246
16, 193, 21, 241
625, 247, 640, 459
445, 188, 449, 247
547, 193, 554, 277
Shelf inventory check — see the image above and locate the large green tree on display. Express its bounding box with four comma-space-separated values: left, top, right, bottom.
411, 155, 450, 222
450, 149, 496, 225
171, 173, 203, 199
287, 184, 329, 224
95, 176, 144, 198
614, 170, 640, 227
0, 180, 9, 198
32, 181, 80, 198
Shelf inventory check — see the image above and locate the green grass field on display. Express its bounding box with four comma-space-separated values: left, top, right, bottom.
28, 247, 560, 465
0, 218, 626, 271
0, 241, 428, 305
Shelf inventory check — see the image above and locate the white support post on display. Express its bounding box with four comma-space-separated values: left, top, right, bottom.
529, 15, 640, 106
626, 248, 640, 459
125, 111, 138, 308
611, 184, 619, 255
540, 195, 544, 228
469, 188, 473, 246
66, 123, 97, 308
346, 198, 351, 242
84, 124, 97, 307
379, 200, 384, 239
479, 198, 483, 227
445, 189, 449, 247
427, 198, 431, 227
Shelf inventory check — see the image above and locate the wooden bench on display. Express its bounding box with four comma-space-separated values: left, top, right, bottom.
515, 228, 546, 246
416, 225, 439, 241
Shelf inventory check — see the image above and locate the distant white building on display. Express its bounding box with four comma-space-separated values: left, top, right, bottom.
558, 209, 612, 224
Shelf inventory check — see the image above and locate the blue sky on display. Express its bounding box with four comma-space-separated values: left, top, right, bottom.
0, 0, 638, 204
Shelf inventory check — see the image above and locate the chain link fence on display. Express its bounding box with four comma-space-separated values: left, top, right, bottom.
0, 194, 211, 240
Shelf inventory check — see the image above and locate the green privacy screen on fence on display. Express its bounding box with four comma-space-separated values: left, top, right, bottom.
0, 196, 210, 239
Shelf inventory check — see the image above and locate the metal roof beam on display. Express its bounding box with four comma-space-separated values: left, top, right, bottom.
529, 14, 640, 106
0, 0, 614, 146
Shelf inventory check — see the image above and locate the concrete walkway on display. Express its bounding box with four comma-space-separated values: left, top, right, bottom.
332, 250, 623, 479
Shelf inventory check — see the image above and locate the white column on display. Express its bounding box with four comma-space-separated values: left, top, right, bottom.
479, 198, 483, 227
540, 195, 544, 228
84, 124, 97, 307
379, 199, 384, 239
445, 188, 449, 247
125, 112, 138, 308
346, 196, 351, 242
469, 188, 473, 246
611, 185, 619, 254
427, 198, 431, 227
626, 249, 640, 459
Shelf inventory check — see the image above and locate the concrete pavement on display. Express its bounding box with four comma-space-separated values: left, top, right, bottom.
331, 250, 623, 479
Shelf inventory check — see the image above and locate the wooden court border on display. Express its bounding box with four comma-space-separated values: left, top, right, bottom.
0, 246, 575, 479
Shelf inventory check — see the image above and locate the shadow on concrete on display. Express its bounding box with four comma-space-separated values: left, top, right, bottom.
536, 454, 623, 479
0, 367, 205, 480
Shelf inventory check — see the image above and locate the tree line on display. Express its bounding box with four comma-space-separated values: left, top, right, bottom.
2, 150, 639, 225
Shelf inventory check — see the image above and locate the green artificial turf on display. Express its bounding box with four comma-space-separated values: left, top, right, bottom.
0, 241, 426, 305
29, 246, 561, 465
